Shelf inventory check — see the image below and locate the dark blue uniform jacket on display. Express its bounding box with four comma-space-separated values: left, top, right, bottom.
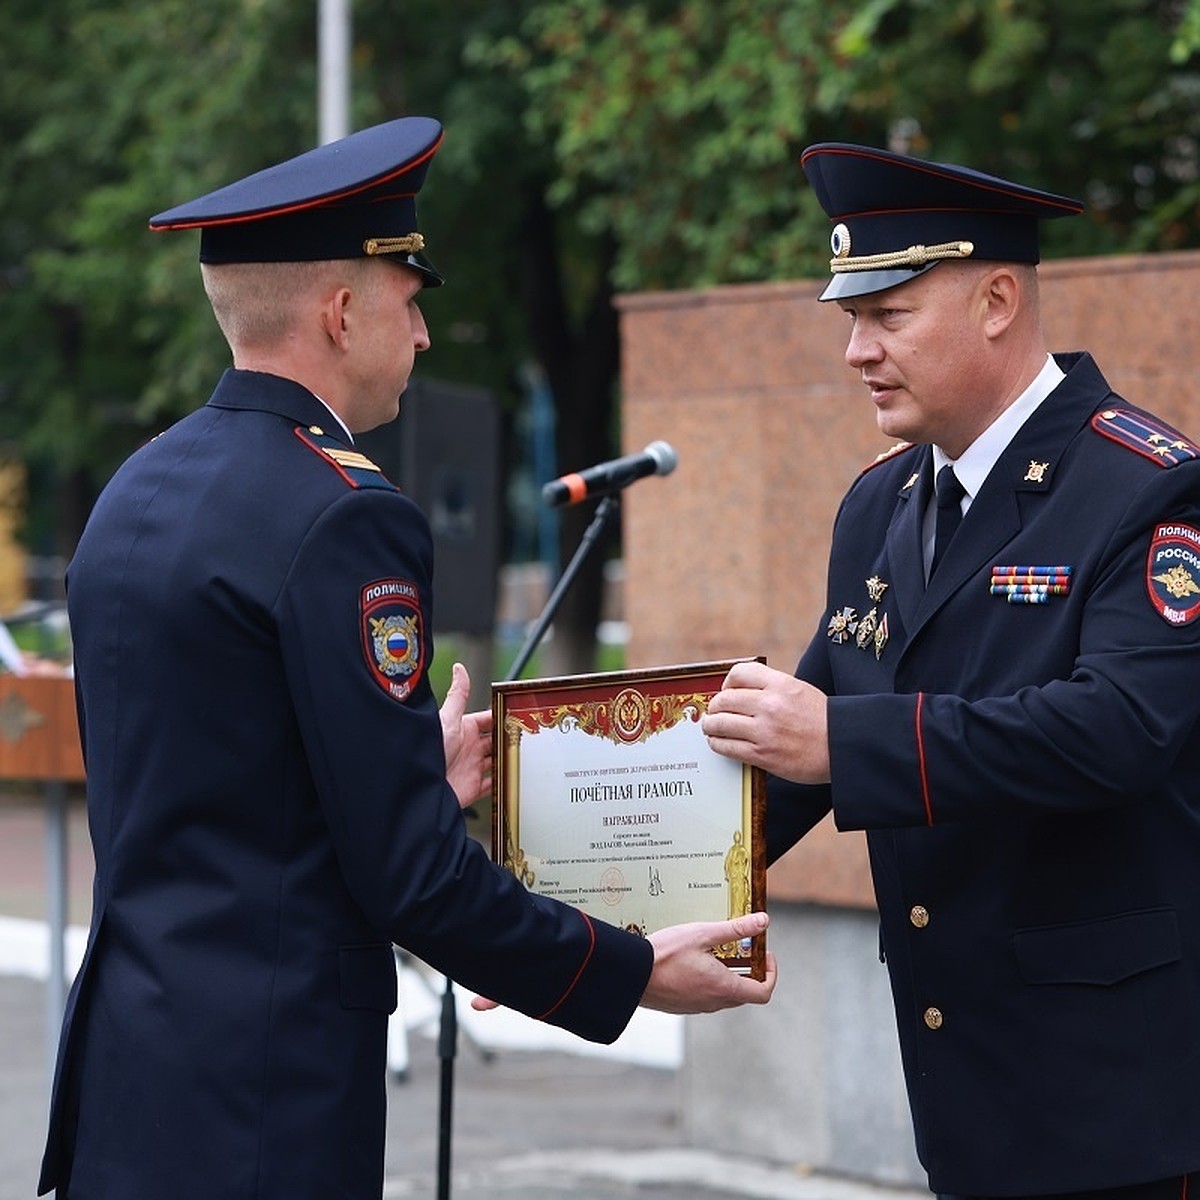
768, 352, 1200, 1196
40, 369, 653, 1200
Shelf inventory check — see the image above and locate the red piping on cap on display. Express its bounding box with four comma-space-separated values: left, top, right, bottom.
151, 133, 443, 231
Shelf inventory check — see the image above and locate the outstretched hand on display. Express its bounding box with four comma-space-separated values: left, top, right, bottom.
641, 911, 777, 1013
470, 912, 777, 1016
440, 662, 493, 809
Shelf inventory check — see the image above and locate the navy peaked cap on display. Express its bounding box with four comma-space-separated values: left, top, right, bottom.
150, 116, 445, 286
801, 142, 1083, 301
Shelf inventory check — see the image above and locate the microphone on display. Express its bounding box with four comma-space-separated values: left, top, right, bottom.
541, 441, 678, 508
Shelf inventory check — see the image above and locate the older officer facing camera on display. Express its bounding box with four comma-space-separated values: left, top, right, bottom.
40, 116, 775, 1200
703, 142, 1200, 1200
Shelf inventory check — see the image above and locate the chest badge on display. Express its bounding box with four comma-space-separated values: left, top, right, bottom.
853, 607, 891, 659
873, 613, 890, 659
826, 606, 859, 644
828, 576, 893, 659
854, 607, 878, 650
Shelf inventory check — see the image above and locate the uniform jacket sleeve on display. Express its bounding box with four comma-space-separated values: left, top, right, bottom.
276, 485, 651, 1042
766, 615, 837, 863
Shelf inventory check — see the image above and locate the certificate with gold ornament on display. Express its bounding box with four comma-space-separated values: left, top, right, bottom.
492, 660, 766, 979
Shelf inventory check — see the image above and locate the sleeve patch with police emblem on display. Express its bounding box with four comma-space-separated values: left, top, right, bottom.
361, 579, 425, 700
1146, 524, 1200, 626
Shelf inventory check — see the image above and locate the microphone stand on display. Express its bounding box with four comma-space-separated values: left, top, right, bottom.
435, 493, 622, 1200
507, 493, 620, 682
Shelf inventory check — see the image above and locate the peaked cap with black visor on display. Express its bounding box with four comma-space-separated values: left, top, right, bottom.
149, 116, 445, 286
801, 142, 1083, 302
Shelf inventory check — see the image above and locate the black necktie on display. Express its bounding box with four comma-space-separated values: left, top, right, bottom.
931, 465, 966, 577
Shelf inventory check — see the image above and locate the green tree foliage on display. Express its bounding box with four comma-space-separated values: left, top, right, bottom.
1, 0, 318, 542
479, 0, 1200, 291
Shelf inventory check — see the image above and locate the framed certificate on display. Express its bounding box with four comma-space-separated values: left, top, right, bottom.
492, 659, 766, 979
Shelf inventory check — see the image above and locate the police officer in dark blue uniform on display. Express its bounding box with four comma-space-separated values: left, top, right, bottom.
39, 116, 776, 1200
702, 143, 1200, 1200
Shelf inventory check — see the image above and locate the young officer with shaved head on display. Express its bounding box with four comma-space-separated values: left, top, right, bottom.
703, 144, 1200, 1200
39, 117, 775, 1200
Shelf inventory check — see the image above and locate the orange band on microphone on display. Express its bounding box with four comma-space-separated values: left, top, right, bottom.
562, 473, 588, 503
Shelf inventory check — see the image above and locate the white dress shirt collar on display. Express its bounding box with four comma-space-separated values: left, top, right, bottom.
313, 395, 354, 444
932, 353, 1064, 511
922, 354, 1064, 579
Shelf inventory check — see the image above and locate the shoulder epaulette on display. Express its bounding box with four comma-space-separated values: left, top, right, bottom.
861, 440, 916, 474
1091, 408, 1200, 468
293, 425, 399, 490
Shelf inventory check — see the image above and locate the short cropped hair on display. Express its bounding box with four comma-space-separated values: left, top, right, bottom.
201, 260, 376, 350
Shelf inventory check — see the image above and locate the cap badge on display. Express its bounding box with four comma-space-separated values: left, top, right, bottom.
831, 223, 851, 259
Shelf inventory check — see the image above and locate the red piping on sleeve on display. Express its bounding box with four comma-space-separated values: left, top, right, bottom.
915, 692, 934, 826
535, 909, 597, 1021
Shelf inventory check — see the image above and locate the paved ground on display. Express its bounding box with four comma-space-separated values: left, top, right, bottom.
0, 790, 929, 1200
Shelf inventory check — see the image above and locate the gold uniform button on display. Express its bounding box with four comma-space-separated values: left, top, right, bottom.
924, 1006, 943, 1030
909, 905, 929, 928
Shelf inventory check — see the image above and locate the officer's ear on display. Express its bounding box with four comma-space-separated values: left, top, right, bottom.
319, 285, 355, 351
980, 267, 1022, 341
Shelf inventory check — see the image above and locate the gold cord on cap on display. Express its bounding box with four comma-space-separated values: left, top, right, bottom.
363, 233, 426, 255
830, 240, 975, 273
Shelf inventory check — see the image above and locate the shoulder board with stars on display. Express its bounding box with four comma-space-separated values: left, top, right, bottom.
860, 440, 916, 475
1091, 409, 1200, 468
293, 425, 399, 490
